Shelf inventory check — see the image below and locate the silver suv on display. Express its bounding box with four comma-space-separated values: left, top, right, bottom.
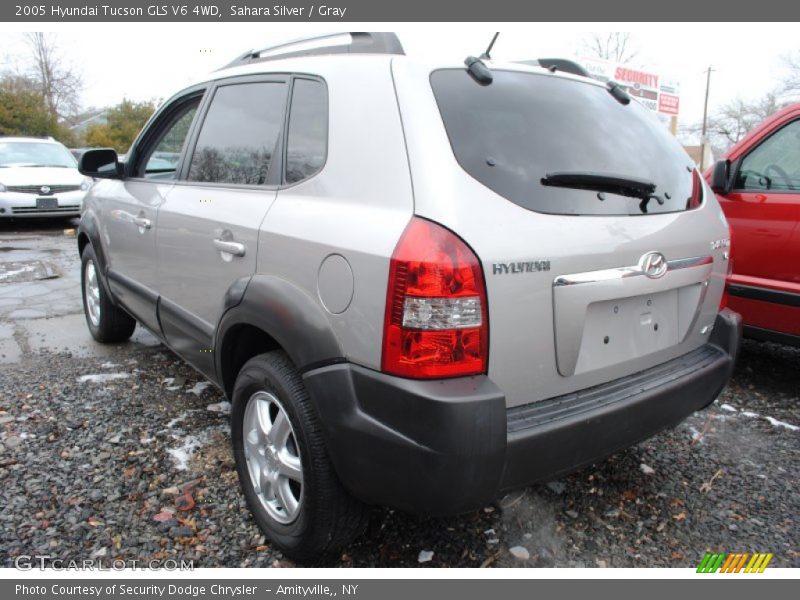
77, 33, 741, 560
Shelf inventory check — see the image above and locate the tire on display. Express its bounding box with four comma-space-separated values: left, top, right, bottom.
231, 351, 368, 562
80, 244, 136, 343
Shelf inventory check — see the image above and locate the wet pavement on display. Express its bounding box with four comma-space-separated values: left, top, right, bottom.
0, 218, 160, 364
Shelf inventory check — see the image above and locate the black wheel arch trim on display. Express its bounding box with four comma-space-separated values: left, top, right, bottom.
77, 213, 119, 307
214, 274, 344, 395
77, 213, 109, 276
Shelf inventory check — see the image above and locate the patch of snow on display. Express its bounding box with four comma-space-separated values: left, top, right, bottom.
640, 463, 655, 475
509, 546, 530, 560
77, 373, 130, 384
207, 401, 231, 415
167, 413, 189, 429
417, 550, 434, 563
187, 381, 211, 396
764, 416, 799, 431
100, 362, 120, 369
716, 402, 798, 432
167, 435, 203, 470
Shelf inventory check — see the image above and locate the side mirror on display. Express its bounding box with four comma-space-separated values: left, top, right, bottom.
709, 159, 731, 194
78, 148, 123, 179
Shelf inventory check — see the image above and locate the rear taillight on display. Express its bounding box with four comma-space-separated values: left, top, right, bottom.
687, 169, 703, 209
382, 217, 488, 379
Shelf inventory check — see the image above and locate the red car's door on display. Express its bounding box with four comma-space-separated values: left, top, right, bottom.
717, 116, 800, 338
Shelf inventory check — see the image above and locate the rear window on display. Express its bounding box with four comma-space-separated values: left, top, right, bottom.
430, 69, 697, 216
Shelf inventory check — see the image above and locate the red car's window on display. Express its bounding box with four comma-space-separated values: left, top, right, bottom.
734, 119, 800, 192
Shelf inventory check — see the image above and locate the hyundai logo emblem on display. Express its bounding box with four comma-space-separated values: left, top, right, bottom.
639, 251, 668, 279
40, 186, 50, 195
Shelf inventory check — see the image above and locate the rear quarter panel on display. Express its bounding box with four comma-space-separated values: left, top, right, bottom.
256, 57, 414, 370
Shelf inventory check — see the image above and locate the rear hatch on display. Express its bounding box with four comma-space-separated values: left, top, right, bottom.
393, 60, 730, 407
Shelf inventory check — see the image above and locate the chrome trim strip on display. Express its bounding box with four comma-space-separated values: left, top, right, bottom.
553, 255, 713, 287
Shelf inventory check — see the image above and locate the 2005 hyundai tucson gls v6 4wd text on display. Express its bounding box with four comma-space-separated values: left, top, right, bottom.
76, 33, 741, 560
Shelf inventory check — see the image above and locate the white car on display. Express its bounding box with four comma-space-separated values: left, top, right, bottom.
0, 137, 92, 218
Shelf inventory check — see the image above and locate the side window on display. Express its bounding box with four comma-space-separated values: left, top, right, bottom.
285, 78, 327, 184
735, 119, 800, 192
188, 82, 286, 185
137, 97, 201, 180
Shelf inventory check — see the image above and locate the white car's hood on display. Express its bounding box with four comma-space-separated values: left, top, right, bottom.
0, 166, 84, 186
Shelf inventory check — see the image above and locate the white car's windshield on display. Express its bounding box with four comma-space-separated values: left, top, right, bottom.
0, 142, 77, 168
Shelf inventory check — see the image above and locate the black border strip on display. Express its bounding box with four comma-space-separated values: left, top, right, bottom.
728, 283, 800, 307
744, 325, 800, 348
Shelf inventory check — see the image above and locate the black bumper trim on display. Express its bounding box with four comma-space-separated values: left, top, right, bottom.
507, 345, 724, 434
303, 309, 741, 516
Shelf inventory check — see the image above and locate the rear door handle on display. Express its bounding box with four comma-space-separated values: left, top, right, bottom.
213, 239, 246, 257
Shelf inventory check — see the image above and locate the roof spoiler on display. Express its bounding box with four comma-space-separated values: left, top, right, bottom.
222, 32, 405, 69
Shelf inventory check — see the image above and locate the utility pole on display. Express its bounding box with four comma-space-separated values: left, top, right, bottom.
699, 66, 714, 171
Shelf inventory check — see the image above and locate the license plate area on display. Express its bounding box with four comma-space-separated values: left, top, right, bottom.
36, 197, 58, 210
573, 290, 680, 375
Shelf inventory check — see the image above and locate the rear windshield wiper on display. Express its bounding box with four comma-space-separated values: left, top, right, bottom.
541, 171, 665, 213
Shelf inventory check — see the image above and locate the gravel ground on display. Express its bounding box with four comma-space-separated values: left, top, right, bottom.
0, 337, 797, 568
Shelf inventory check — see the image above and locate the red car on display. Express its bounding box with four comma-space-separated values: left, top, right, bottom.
707, 102, 800, 346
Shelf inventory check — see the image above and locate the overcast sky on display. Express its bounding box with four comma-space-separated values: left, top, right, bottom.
1, 23, 798, 135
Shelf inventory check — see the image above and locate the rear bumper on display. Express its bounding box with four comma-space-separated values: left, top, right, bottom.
303, 309, 742, 516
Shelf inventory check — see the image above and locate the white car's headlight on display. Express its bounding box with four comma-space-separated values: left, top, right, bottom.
80, 178, 92, 192
0, 183, 6, 193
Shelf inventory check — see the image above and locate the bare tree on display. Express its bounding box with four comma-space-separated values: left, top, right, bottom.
24, 32, 82, 120
687, 93, 785, 155
781, 51, 800, 99
582, 32, 638, 64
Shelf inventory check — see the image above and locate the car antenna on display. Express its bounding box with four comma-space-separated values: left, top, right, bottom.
480, 32, 500, 60
465, 31, 499, 85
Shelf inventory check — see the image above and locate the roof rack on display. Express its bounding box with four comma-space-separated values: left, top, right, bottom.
222, 32, 405, 69
516, 58, 590, 78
